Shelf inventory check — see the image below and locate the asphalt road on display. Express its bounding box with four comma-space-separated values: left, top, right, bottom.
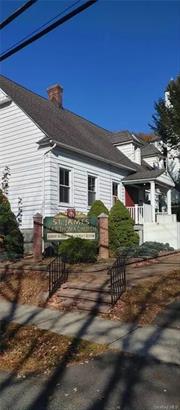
0, 352, 180, 410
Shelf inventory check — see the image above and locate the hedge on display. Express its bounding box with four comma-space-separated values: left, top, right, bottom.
88, 200, 109, 219
0, 190, 24, 257
109, 200, 139, 253
59, 237, 97, 263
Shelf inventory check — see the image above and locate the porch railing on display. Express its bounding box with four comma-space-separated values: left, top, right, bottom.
126, 203, 152, 224
127, 204, 175, 224
127, 204, 144, 224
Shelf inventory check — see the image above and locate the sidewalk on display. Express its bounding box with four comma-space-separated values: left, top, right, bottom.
0, 298, 180, 366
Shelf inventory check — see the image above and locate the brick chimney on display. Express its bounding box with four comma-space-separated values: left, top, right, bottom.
47, 84, 63, 107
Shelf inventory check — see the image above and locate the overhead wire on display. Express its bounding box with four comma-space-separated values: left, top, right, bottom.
0, 0, 98, 62
3, 0, 82, 55
0, 0, 38, 30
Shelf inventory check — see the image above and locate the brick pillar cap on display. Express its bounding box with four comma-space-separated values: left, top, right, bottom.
98, 213, 109, 218
33, 213, 43, 219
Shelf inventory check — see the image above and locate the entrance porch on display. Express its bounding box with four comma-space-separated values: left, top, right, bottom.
123, 171, 175, 225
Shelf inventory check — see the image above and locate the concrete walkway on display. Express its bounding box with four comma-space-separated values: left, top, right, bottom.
0, 299, 180, 366
126, 253, 180, 286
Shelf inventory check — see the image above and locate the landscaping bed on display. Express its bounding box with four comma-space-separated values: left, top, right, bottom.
0, 269, 48, 306
0, 321, 108, 376
126, 250, 180, 268
103, 270, 180, 325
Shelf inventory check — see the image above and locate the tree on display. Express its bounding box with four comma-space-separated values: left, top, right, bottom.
109, 200, 139, 254
150, 75, 180, 191
88, 200, 109, 219
0, 189, 24, 257
151, 75, 180, 150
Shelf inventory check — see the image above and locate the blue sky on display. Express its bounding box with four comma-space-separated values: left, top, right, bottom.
1, 0, 180, 132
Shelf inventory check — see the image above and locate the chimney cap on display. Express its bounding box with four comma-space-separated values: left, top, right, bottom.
47, 83, 63, 107
47, 83, 63, 92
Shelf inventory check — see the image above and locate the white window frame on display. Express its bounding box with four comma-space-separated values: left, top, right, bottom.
111, 180, 121, 207
58, 166, 74, 207
87, 173, 98, 208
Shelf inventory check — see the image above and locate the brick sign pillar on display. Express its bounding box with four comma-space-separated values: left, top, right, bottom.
98, 213, 109, 260
33, 213, 43, 260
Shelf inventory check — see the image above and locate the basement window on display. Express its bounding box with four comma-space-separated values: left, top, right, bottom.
59, 168, 70, 203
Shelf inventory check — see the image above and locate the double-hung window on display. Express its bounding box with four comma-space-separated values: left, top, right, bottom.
88, 175, 96, 206
112, 182, 119, 205
59, 167, 70, 203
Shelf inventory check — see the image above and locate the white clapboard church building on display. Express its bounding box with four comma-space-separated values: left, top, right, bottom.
0, 75, 179, 249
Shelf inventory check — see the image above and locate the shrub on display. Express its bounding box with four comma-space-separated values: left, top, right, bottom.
123, 241, 174, 258
0, 190, 24, 257
109, 200, 139, 253
88, 200, 109, 220
59, 237, 97, 263
137, 241, 174, 257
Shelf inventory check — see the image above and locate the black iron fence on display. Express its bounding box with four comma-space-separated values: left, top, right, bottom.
108, 253, 127, 305
48, 255, 67, 297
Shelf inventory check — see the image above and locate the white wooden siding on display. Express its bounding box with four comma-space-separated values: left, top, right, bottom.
0, 88, 46, 228
47, 148, 128, 215
143, 156, 160, 168
116, 143, 134, 162
0, 87, 130, 228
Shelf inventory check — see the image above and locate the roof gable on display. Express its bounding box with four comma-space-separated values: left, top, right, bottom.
0, 75, 137, 172
110, 130, 143, 146
141, 144, 162, 158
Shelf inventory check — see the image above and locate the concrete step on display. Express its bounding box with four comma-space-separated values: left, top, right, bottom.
76, 300, 111, 314
61, 281, 110, 293
68, 271, 109, 280
57, 288, 111, 304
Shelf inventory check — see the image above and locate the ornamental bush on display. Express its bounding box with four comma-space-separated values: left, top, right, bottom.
136, 241, 174, 257
109, 200, 139, 253
88, 200, 109, 219
59, 237, 97, 263
120, 241, 174, 259
0, 189, 24, 257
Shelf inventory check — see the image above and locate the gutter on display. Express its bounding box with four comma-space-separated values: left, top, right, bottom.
38, 139, 136, 172
123, 178, 157, 184
123, 173, 175, 187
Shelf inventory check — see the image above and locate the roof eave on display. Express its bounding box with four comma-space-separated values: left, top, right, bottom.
123, 178, 157, 184
142, 153, 162, 158
38, 138, 136, 172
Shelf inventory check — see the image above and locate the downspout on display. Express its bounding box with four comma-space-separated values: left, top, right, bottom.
42, 142, 57, 218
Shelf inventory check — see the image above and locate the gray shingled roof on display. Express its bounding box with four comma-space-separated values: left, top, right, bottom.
110, 130, 143, 145
123, 168, 164, 182
0, 75, 137, 172
110, 131, 133, 144
141, 144, 162, 157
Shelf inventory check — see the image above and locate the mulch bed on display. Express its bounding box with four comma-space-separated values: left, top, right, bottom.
103, 270, 180, 325
0, 321, 108, 376
0, 269, 48, 306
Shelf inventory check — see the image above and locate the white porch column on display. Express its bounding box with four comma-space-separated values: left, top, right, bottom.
135, 204, 138, 224
167, 189, 172, 215
150, 181, 156, 223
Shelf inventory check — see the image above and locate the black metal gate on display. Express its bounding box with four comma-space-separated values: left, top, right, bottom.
48, 255, 68, 297
108, 253, 126, 305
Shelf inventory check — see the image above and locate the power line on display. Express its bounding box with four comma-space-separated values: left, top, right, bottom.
0, 0, 38, 30
3, 0, 82, 55
0, 0, 98, 62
